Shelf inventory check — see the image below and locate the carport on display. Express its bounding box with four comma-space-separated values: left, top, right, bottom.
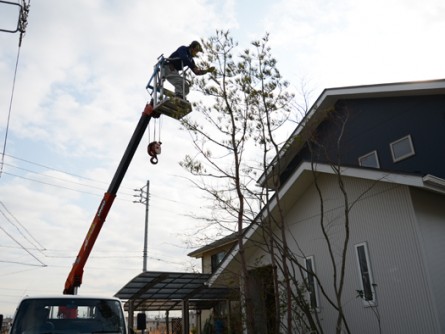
115, 271, 238, 334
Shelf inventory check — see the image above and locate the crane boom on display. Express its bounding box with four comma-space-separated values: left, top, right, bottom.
63, 56, 192, 295
64, 103, 157, 295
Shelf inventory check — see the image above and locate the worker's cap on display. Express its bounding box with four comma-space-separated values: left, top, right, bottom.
190, 41, 203, 53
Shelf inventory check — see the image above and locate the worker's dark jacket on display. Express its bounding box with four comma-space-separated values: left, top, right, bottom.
168, 46, 196, 71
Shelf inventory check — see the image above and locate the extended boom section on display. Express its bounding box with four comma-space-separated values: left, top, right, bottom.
64, 55, 193, 295
64, 104, 156, 295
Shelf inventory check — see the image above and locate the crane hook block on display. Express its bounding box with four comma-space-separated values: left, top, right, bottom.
147, 141, 162, 165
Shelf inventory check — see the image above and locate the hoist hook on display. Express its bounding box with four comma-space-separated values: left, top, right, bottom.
147, 141, 162, 165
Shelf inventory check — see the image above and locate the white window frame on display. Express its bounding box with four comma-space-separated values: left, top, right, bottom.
358, 150, 380, 168
390, 134, 415, 162
304, 256, 320, 310
354, 242, 377, 307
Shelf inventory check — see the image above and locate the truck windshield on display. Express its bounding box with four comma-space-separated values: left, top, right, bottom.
10, 298, 126, 334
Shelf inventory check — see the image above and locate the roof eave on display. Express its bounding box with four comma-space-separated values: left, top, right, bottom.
259, 79, 445, 188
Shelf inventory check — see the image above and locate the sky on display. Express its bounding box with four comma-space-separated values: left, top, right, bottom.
1, 0, 445, 317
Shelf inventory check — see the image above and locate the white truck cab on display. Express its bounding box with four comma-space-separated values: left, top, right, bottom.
7, 296, 128, 334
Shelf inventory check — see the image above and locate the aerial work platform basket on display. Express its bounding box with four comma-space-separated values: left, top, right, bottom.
146, 55, 192, 120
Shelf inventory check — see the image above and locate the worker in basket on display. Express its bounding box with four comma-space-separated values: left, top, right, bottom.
164, 40, 215, 99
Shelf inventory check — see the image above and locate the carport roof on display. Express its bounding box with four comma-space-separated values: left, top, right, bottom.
115, 271, 238, 312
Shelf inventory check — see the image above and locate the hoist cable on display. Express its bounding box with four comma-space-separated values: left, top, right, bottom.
158, 113, 162, 142
148, 117, 162, 143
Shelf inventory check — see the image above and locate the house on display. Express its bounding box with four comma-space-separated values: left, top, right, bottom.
204, 79, 445, 333
188, 230, 240, 275
187, 232, 240, 333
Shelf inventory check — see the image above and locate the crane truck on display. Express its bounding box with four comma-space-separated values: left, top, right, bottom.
4, 56, 192, 334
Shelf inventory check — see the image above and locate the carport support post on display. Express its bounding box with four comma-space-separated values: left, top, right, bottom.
227, 300, 231, 333
197, 310, 202, 334
128, 300, 134, 334
182, 299, 189, 334
165, 310, 169, 334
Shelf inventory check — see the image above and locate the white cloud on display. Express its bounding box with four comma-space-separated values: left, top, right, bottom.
264, 0, 445, 90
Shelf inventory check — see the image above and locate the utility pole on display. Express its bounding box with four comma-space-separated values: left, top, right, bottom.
134, 180, 150, 272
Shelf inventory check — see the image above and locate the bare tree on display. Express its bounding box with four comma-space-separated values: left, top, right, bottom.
181, 31, 378, 334
181, 30, 259, 334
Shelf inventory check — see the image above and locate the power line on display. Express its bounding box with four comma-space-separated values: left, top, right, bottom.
1, 171, 104, 198
0, 266, 41, 278
1, 170, 135, 202
0, 0, 31, 178
0, 222, 46, 267
0, 201, 45, 252
0, 244, 140, 259
2, 153, 109, 186
0, 243, 185, 265
1, 153, 138, 196
3, 162, 108, 193
1, 154, 186, 205
0, 37, 22, 178
0, 260, 45, 267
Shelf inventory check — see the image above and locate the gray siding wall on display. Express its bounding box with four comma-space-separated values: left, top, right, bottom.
411, 188, 445, 333
263, 174, 441, 333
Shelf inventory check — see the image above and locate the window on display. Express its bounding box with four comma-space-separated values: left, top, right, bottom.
390, 135, 415, 162
304, 256, 319, 310
355, 242, 377, 306
211, 251, 226, 273
358, 150, 380, 168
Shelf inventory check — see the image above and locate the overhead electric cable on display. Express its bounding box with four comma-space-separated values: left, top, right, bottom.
0, 200, 46, 251
0, 259, 44, 267
1, 171, 104, 197
3, 162, 108, 192
1, 153, 137, 195
0, 222, 46, 267
0, 0, 31, 178
1, 45, 22, 178
0, 266, 40, 277
1, 154, 186, 204
2, 153, 106, 184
